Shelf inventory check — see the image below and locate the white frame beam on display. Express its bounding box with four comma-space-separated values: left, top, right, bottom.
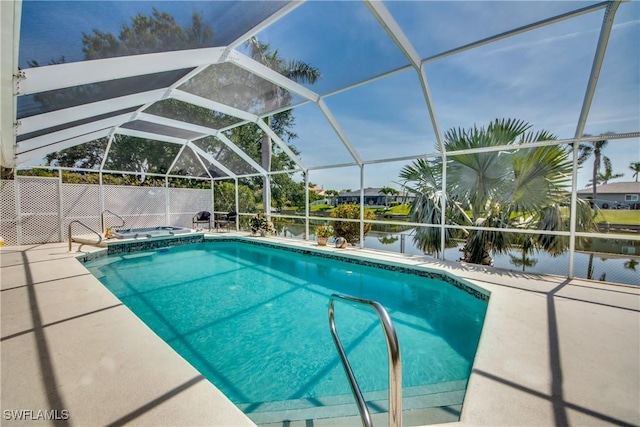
19, 47, 226, 95
256, 118, 307, 172
422, 1, 609, 65
215, 131, 267, 175
108, 127, 237, 178
114, 128, 186, 146
187, 142, 236, 178
227, 1, 306, 50
317, 99, 362, 165
363, 0, 422, 69
0, 0, 21, 168
137, 111, 267, 175
18, 89, 167, 135
568, 0, 622, 279
16, 113, 132, 155
16, 128, 110, 164
226, 49, 320, 103
171, 89, 258, 123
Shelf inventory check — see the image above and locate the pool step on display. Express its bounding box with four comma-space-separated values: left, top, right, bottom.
238, 380, 467, 426
257, 405, 463, 427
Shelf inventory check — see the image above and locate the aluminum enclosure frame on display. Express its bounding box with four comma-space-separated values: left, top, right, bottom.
1, 0, 637, 283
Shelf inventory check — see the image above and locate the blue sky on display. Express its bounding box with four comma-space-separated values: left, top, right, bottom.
19, 1, 640, 192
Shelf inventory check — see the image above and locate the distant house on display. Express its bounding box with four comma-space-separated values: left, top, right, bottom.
309, 184, 325, 196
577, 182, 640, 209
335, 187, 414, 207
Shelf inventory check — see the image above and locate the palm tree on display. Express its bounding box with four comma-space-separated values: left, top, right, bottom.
587, 156, 624, 186
630, 162, 640, 182
380, 186, 399, 206
399, 119, 597, 265
245, 38, 321, 211
577, 132, 616, 207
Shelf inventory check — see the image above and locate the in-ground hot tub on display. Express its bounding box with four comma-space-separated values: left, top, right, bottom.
111, 226, 192, 239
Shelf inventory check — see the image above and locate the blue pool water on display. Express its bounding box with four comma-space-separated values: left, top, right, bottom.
83, 241, 488, 423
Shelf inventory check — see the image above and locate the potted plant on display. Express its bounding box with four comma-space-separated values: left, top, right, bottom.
249, 213, 275, 236
315, 225, 333, 246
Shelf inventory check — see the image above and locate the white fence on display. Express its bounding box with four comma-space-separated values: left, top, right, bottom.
0, 177, 213, 246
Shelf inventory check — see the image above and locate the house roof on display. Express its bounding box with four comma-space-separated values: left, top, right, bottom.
577, 181, 640, 194
338, 188, 385, 197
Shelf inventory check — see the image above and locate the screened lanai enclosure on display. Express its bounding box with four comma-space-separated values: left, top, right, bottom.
0, 0, 638, 286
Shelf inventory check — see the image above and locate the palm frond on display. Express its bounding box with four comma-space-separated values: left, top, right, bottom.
284, 60, 321, 84
576, 143, 593, 165
507, 145, 572, 214
535, 204, 567, 256
399, 158, 466, 254
400, 118, 586, 266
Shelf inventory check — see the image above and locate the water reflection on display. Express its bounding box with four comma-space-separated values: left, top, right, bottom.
378, 235, 399, 245
365, 228, 639, 286
624, 259, 639, 271
271, 220, 639, 286
508, 253, 539, 272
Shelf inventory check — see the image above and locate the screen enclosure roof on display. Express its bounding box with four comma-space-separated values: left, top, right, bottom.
1, 0, 638, 182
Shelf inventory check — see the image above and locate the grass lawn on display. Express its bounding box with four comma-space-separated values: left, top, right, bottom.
295, 204, 638, 224
308, 204, 412, 215
309, 203, 332, 212
594, 209, 640, 225
380, 204, 411, 215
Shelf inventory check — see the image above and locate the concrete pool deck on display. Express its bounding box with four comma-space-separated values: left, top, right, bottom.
1, 235, 639, 426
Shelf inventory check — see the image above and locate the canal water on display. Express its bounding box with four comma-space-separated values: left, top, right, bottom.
274, 222, 639, 286
364, 229, 639, 286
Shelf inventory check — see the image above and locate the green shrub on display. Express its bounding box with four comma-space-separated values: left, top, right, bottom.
330, 204, 376, 244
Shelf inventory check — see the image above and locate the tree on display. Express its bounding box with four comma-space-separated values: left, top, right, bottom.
43, 9, 215, 177
587, 156, 623, 186
380, 186, 399, 206
399, 118, 597, 265
82, 8, 213, 59
245, 37, 321, 210
577, 133, 616, 207
322, 189, 339, 206
45, 140, 106, 169
40, 9, 317, 204
630, 162, 640, 182
214, 181, 256, 213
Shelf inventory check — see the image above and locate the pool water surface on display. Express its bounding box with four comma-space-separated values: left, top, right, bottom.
83, 241, 488, 424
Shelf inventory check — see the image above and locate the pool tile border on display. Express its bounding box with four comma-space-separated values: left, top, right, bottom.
76, 234, 488, 302
76, 234, 205, 262
106, 234, 204, 255
207, 237, 490, 302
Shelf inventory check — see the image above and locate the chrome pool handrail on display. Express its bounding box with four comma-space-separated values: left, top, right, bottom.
328, 294, 402, 427
100, 209, 125, 232
68, 220, 102, 252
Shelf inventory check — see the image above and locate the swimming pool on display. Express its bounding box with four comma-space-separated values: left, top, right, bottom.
110, 226, 191, 239
83, 240, 488, 425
